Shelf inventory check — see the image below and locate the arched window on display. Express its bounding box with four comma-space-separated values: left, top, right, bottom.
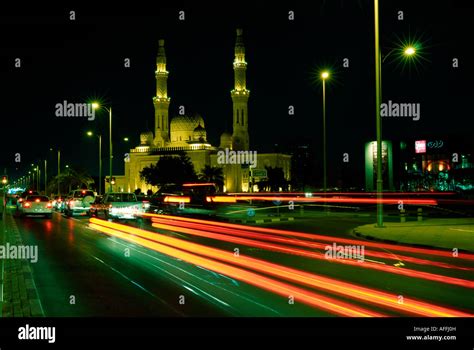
236, 109, 239, 124
241, 110, 244, 126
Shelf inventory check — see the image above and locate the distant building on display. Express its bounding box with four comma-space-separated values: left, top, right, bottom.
113, 29, 291, 193
364, 141, 394, 191
399, 139, 473, 192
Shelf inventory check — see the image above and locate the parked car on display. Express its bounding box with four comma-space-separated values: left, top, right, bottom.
64, 190, 96, 217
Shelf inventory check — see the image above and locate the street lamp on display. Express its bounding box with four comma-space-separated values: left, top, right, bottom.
92, 103, 113, 193
374, 0, 418, 228
87, 131, 102, 195
50, 148, 61, 196
404, 46, 416, 56
320, 71, 330, 197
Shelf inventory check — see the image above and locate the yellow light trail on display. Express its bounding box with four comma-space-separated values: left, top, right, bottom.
89, 221, 382, 317
90, 218, 472, 317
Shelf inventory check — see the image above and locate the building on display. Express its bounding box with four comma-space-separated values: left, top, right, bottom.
113, 29, 291, 193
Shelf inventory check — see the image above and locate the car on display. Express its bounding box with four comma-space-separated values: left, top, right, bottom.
51, 195, 66, 211
89, 192, 145, 220
148, 182, 221, 216
16, 195, 53, 218
16, 190, 39, 210
64, 190, 96, 217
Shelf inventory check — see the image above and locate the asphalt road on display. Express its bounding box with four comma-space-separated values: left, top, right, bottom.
3, 207, 474, 317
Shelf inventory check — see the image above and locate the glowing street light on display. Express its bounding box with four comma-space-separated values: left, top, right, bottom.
87, 131, 103, 195
320, 70, 330, 199
92, 102, 113, 193
404, 46, 416, 56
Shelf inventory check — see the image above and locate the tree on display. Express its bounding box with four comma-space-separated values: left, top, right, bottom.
47, 166, 94, 195
140, 152, 197, 187
266, 166, 287, 191
199, 165, 224, 190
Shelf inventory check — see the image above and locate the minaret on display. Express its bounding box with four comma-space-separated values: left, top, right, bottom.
231, 29, 250, 151
153, 39, 170, 147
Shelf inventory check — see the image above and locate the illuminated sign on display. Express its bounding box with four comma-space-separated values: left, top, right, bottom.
427, 140, 444, 149
415, 140, 426, 154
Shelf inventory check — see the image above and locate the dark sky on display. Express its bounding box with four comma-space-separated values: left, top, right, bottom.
1, 1, 473, 183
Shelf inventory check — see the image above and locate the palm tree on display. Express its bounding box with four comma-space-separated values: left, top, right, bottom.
199, 165, 224, 190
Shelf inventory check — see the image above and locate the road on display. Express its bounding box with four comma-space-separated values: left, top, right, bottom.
2, 207, 474, 317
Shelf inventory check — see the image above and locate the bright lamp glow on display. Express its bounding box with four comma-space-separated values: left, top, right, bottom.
87, 131, 93, 136
92, 102, 100, 110
404, 46, 416, 56
321, 71, 329, 79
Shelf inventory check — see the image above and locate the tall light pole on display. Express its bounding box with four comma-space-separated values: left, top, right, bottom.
50, 148, 61, 196
321, 71, 330, 196
374, 0, 417, 227
92, 103, 113, 193
374, 0, 383, 228
44, 159, 47, 195
87, 131, 102, 195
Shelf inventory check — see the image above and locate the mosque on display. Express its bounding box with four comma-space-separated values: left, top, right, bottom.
114, 29, 291, 193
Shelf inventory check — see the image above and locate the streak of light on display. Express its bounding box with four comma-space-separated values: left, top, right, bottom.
90, 218, 472, 317
151, 217, 473, 272
142, 213, 474, 261
150, 221, 474, 289
89, 221, 383, 317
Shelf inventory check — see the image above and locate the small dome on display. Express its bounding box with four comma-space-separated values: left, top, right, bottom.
193, 123, 207, 142
140, 131, 154, 145
220, 132, 232, 149
194, 123, 205, 132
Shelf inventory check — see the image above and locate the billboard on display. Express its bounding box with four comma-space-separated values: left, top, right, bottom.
415, 140, 426, 154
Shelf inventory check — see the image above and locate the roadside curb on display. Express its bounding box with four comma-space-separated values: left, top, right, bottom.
352, 228, 473, 253
1, 214, 45, 317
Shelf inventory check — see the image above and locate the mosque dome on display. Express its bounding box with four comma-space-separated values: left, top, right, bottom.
170, 113, 205, 143
170, 113, 205, 132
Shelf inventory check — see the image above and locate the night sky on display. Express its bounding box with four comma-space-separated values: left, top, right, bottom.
1, 1, 473, 184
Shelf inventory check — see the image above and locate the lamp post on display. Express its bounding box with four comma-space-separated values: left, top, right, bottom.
92, 103, 113, 193
321, 71, 330, 196
374, 0, 383, 228
50, 148, 60, 196
374, 0, 417, 228
87, 131, 102, 195
44, 159, 47, 195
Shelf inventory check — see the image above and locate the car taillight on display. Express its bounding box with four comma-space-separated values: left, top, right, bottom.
19, 198, 23, 202
23, 202, 31, 208
47, 202, 52, 208
35, 199, 40, 203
